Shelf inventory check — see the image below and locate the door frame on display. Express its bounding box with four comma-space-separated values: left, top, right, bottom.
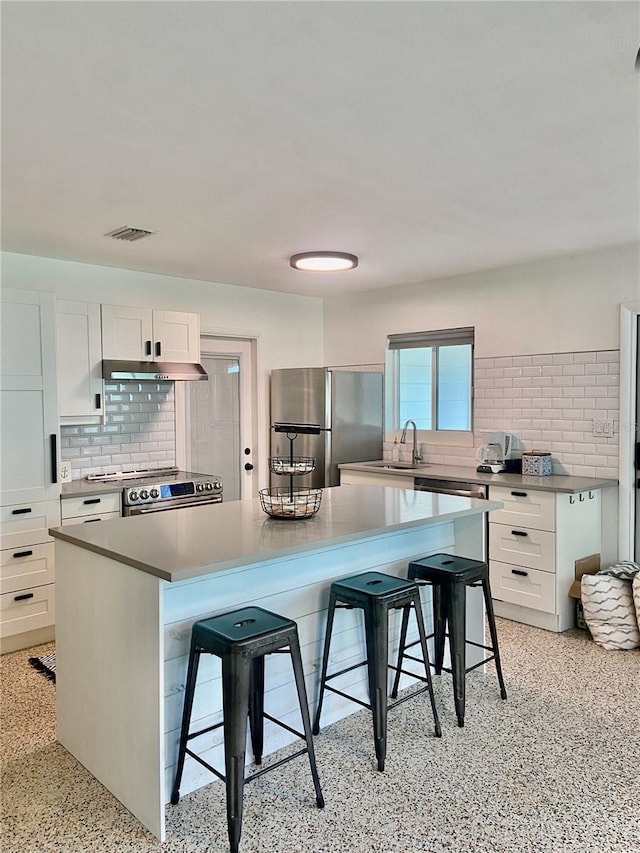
175, 336, 258, 500
619, 301, 640, 560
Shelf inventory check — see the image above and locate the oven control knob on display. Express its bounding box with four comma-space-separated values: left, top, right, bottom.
205, 482, 213, 491
139, 489, 149, 500
196, 482, 205, 492
213, 480, 222, 491
150, 488, 159, 498
129, 491, 139, 502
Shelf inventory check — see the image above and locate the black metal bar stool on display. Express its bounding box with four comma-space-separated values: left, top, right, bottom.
393, 553, 507, 728
171, 605, 324, 853
312, 571, 441, 772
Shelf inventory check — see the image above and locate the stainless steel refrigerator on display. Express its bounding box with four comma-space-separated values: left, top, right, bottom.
270, 368, 383, 488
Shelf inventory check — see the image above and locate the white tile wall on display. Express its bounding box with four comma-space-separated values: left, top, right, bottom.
383, 349, 620, 478
60, 382, 176, 478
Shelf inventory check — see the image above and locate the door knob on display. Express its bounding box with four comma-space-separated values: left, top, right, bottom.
244, 463, 254, 471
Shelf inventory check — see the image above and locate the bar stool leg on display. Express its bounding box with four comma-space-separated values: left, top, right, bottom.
312, 588, 338, 735
433, 583, 447, 675
248, 655, 265, 764
411, 591, 442, 738
222, 654, 252, 853
448, 580, 467, 727
482, 578, 508, 701
170, 638, 202, 805
364, 600, 389, 771
390, 604, 411, 699
289, 633, 325, 808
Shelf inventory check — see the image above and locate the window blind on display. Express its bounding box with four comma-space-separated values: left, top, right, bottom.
387, 327, 474, 350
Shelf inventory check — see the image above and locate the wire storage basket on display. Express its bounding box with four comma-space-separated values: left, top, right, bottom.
259, 486, 323, 519
268, 456, 316, 476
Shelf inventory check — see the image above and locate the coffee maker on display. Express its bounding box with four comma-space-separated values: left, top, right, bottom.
476, 431, 520, 473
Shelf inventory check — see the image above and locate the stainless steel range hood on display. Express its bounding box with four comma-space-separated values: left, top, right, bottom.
102, 360, 208, 381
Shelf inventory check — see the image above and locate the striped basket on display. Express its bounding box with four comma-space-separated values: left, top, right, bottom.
581, 575, 640, 651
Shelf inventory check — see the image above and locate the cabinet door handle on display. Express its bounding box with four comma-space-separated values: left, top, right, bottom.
145, 340, 152, 356
11, 507, 32, 515
511, 530, 528, 537
155, 341, 162, 358
13, 550, 33, 559
14, 592, 34, 602
83, 498, 100, 505
95, 393, 101, 410
83, 518, 101, 523
511, 491, 527, 497
50, 434, 58, 483
511, 569, 528, 577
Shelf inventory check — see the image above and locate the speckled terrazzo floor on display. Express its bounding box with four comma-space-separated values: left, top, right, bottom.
1, 618, 639, 853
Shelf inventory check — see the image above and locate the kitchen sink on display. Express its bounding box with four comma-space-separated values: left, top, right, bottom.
364, 460, 429, 470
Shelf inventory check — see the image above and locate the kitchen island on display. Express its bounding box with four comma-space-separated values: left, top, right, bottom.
50, 484, 500, 841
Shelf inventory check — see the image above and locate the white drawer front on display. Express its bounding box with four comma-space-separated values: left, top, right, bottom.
61, 511, 120, 526
488, 486, 555, 532
0, 583, 55, 637
0, 542, 55, 594
61, 492, 121, 519
489, 522, 556, 573
490, 560, 555, 613
0, 500, 61, 550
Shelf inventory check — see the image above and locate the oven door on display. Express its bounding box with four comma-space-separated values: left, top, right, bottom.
124, 497, 221, 516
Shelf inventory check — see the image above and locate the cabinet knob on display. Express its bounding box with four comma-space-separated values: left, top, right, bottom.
244, 463, 254, 471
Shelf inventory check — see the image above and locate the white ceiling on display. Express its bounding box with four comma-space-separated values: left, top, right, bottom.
2, 1, 639, 298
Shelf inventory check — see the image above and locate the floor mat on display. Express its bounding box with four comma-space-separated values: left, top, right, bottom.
28, 653, 56, 683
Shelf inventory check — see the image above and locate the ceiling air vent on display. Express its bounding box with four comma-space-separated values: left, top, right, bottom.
105, 226, 156, 242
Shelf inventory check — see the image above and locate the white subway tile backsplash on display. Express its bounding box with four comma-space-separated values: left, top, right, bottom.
60, 382, 176, 479
416, 348, 620, 477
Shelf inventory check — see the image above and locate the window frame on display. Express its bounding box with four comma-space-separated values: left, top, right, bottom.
385, 327, 475, 446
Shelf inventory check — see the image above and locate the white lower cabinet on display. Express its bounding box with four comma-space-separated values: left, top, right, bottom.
61, 492, 121, 525
0, 500, 60, 651
488, 484, 601, 632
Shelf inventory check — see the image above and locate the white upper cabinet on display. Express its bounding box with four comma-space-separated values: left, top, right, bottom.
0, 289, 60, 505
101, 305, 199, 363
56, 301, 103, 421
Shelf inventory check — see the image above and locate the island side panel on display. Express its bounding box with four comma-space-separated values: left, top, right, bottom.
452, 512, 489, 658
55, 541, 166, 841
162, 521, 461, 801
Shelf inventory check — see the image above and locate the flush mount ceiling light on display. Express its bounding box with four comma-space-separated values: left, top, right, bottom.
289, 251, 358, 272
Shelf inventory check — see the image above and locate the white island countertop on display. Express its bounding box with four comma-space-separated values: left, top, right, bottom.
49, 484, 501, 583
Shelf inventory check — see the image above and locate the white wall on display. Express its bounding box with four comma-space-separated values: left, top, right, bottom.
323, 243, 639, 364
1, 251, 324, 476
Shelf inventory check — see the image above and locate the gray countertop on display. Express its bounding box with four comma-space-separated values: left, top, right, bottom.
61, 479, 125, 498
50, 484, 500, 583
338, 461, 618, 494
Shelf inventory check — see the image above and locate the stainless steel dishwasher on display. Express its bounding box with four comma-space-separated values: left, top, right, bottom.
414, 477, 489, 560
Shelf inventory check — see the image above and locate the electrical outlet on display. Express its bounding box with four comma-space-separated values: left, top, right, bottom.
592, 419, 615, 438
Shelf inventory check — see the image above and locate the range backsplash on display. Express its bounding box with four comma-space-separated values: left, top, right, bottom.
60, 381, 176, 479
379, 348, 620, 479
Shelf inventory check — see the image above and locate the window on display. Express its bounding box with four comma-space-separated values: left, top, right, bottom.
386, 327, 474, 433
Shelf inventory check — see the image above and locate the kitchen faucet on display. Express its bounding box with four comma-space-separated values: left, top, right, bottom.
400, 420, 422, 465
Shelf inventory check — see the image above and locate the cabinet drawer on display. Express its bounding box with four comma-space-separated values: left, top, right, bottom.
0, 500, 61, 550
489, 522, 555, 573
61, 511, 120, 526
490, 560, 555, 613
61, 492, 121, 519
0, 542, 55, 594
0, 583, 55, 638
488, 486, 555, 532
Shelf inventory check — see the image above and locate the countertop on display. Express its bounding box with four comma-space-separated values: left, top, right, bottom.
50, 484, 500, 583
61, 479, 126, 498
338, 461, 618, 494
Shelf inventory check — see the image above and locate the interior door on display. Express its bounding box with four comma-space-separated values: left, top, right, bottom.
179, 338, 255, 501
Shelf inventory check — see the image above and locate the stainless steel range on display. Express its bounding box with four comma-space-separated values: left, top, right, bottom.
87, 467, 223, 516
